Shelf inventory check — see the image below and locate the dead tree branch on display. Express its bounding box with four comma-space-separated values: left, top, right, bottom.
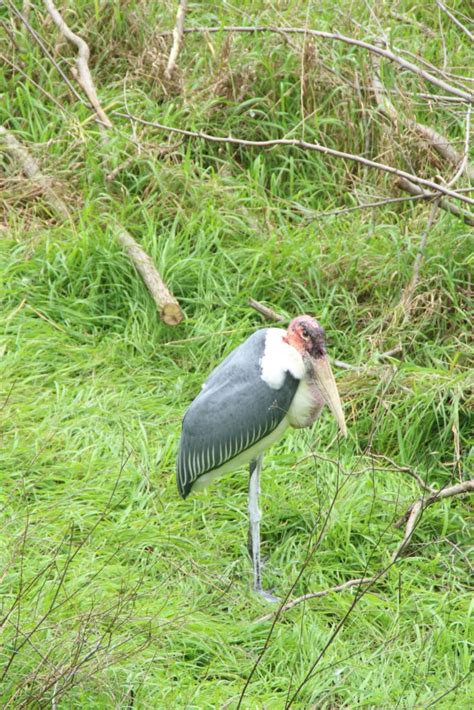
1, 127, 182, 325
248, 298, 284, 322
114, 112, 474, 209
370, 48, 474, 181
114, 225, 184, 325
436, 1, 474, 42
43, 0, 112, 128
164, 0, 188, 80
394, 479, 474, 529
396, 178, 474, 226
0, 126, 70, 220
158, 25, 474, 102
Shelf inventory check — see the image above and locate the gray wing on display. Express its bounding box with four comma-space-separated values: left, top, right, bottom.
176, 329, 299, 498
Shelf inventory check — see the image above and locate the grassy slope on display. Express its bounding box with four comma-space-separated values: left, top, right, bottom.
1, 1, 473, 707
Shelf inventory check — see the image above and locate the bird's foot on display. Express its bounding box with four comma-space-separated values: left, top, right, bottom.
255, 586, 280, 603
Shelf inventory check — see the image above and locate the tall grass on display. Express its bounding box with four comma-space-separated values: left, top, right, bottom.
1, 1, 472, 706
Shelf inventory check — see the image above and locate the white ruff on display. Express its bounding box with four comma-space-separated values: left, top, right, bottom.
259, 328, 305, 389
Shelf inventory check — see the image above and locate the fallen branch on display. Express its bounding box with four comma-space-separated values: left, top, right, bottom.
248, 298, 284, 322
1, 127, 182, 325
370, 47, 474, 181
0, 125, 70, 220
164, 0, 188, 80
43, 0, 112, 128
396, 178, 474, 227
394, 479, 474, 529
114, 225, 184, 325
157, 25, 474, 102
114, 112, 474, 208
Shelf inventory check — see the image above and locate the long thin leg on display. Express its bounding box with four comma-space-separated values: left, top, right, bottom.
248, 455, 279, 602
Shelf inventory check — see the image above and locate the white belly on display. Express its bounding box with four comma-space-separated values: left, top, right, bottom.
192, 418, 289, 492
287, 377, 325, 429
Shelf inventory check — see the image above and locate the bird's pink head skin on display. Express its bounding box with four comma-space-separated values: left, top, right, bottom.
285, 315, 326, 359
285, 314, 347, 437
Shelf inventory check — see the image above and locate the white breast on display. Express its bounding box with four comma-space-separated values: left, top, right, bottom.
287, 377, 325, 429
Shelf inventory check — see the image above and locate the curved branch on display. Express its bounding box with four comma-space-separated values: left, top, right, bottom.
114, 112, 474, 208
158, 25, 474, 102
43, 0, 112, 128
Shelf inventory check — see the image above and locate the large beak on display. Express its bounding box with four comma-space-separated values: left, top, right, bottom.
312, 356, 347, 437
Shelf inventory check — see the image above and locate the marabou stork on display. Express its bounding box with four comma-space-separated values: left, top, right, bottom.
176, 315, 347, 601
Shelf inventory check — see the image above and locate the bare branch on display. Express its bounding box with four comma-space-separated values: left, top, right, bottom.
1, 127, 182, 325
396, 178, 474, 226
113, 112, 474, 208
255, 577, 375, 623
0, 126, 70, 220
256, 480, 473, 623
370, 45, 474, 181
436, 0, 474, 42
158, 25, 474, 102
164, 0, 188, 80
114, 225, 184, 325
394, 480, 474, 529
248, 298, 284, 322
42, 0, 112, 128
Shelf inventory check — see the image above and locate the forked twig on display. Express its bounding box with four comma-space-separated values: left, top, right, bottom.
43, 0, 112, 128
396, 178, 474, 227
164, 0, 188, 80
394, 479, 474, 529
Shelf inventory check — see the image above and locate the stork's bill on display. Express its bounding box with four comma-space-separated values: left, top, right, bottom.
177, 315, 346, 497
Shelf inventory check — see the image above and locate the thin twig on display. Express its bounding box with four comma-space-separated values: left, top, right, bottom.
400, 199, 441, 317
42, 0, 112, 128
305, 192, 433, 221
368, 454, 436, 494
436, 1, 474, 42
157, 25, 474, 101
256, 578, 374, 623
164, 0, 188, 80
113, 112, 474, 208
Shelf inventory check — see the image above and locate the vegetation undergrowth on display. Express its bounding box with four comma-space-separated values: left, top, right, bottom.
1, 1, 472, 707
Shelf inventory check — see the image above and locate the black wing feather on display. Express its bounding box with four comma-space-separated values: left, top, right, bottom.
176, 329, 299, 497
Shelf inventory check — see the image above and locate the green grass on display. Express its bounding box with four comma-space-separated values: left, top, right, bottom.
1, 1, 473, 707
